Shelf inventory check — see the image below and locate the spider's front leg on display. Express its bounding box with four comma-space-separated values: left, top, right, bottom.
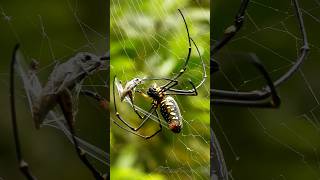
211, 54, 280, 108
10, 44, 37, 180
212, 0, 250, 54
112, 106, 162, 139
57, 89, 105, 180
164, 80, 198, 96
112, 76, 162, 139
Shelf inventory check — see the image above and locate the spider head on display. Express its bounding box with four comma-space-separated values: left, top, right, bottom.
147, 84, 162, 100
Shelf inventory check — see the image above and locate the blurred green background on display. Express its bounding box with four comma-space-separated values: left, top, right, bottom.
212, 0, 320, 179
0, 0, 108, 179
110, 0, 210, 179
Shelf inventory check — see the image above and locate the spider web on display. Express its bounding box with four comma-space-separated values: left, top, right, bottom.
110, 0, 210, 179
0, 1, 108, 179
212, 0, 320, 179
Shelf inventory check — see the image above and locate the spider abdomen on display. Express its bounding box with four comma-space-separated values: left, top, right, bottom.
159, 96, 183, 133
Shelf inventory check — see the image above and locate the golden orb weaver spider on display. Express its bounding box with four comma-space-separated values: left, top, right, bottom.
112, 9, 207, 139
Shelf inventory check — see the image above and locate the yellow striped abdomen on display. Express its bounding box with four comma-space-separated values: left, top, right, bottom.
159, 96, 183, 133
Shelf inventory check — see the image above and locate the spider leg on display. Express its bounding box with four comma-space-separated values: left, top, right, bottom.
211, 0, 249, 55
165, 80, 198, 96
212, 0, 308, 108
10, 44, 37, 180
113, 76, 162, 139
212, 54, 280, 108
215, 0, 308, 87
116, 103, 156, 131
127, 91, 150, 119
145, 12, 207, 91
74, 90, 109, 177
165, 36, 207, 92
113, 76, 155, 130
272, 0, 309, 88
161, 80, 178, 92
146, 77, 197, 96
135, 77, 179, 94
112, 110, 162, 139
114, 76, 154, 120
211, 0, 249, 80
161, 9, 192, 89
141, 78, 178, 89
57, 89, 105, 180
190, 37, 207, 89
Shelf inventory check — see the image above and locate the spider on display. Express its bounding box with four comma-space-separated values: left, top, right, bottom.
211, 0, 309, 107
10, 45, 109, 180
112, 9, 207, 139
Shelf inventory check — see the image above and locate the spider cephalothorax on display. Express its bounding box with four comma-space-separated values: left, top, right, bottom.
147, 84, 163, 100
